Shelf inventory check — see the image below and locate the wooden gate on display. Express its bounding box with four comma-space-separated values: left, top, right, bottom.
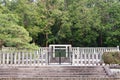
48, 45, 72, 65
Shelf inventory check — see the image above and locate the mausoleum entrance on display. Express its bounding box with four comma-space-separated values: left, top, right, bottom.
48, 45, 72, 65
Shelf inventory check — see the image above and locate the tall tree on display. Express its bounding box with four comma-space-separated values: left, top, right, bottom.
1, 0, 120, 47
0, 2, 37, 49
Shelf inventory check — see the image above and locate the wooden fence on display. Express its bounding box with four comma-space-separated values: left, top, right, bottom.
0, 46, 119, 65
0, 47, 48, 65
72, 47, 119, 65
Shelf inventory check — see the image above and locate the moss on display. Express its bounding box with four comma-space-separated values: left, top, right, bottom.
102, 52, 120, 64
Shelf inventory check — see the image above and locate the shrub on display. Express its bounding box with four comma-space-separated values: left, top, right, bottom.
102, 52, 120, 64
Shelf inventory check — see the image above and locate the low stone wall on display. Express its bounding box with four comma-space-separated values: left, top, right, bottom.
0, 78, 119, 80
109, 65, 120, 78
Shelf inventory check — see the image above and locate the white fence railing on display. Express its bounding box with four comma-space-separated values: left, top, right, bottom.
72, 47, 119, 66
0, 47, 48, 65
0, 46, 119, 66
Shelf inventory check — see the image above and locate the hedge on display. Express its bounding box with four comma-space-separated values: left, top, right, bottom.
102, 52, 120, 64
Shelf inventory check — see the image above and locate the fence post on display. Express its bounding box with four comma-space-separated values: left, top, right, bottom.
22, 52, 24, 65
77, 47, 79, 65
72, 48, 75, 65
6, 53, 9, 64
93, 49, 95, 66
46, 48, 48, 65
34, 51, 36, 65
117, 46, 119, 51
30, 52, 32, 65
84, 50, 86, 66
81, 50, 83, 65
36, 50, 39, 65
18, 52, 21, 65
26, 52, 28, 65
14, 52, 17, 65
3, 52, 5, 65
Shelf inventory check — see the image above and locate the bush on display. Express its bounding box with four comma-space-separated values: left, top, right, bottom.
102, 52, 120, 64
18, 43, 39, 50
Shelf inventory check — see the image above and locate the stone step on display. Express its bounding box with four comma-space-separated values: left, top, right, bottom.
0, 69, 104, 72
0, 71, 107, 75
0, 66, 108, 78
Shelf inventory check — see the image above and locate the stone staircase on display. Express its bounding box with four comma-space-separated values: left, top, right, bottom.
0, 66, 110, 78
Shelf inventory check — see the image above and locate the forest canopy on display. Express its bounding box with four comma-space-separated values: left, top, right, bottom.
0, 0, 120, 48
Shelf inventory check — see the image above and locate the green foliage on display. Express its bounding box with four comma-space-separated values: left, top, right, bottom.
1, 25, 32, 46
0, 3, 38, 49
0, 0, 120, 47
102, 52, 120, 64
0, 22, 38, 49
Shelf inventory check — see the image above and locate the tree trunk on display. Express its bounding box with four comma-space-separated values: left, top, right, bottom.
46, 33, 48, 47
0, 40, 4, 49
100, 32, 103, 47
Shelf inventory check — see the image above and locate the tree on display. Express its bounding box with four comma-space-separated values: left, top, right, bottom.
8, 0, 54, 46
104, 1, 120, 46
67, 0, 99, 46
92, 0, 120, 46
0, 0, 120, 47
0, 4, 37, 49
